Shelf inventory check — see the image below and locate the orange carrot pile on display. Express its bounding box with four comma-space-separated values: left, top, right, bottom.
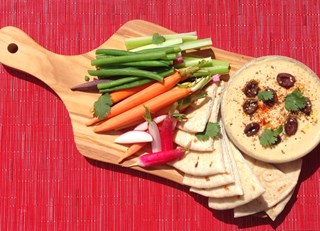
94, 86, 193, 133
86, 71, 187, 126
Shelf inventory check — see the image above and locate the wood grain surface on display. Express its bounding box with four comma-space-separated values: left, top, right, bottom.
0, 20, 252, 184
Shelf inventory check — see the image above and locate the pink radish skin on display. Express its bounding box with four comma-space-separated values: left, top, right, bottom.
173, 56, 184, 66
159, 116, 175, 151
212, 74, 221, 83
133, 115, 168, 131
148, 121, 162, 153
136, 148, 185, 167
114, 131, 152, 144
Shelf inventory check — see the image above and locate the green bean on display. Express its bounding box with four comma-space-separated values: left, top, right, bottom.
95, 49, 135, 56
97, 76, 141, 90
99, 79, 153, 93
164, 53, 178, 60
105, 60, 171, 68
88, 68, 163, 82
157, 68, 174, 77
91, 51, 167, 66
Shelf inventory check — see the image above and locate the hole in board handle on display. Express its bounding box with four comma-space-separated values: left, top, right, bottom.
8, 43, 18, 53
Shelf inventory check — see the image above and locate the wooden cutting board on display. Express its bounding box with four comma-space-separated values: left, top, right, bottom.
0, 20, 252, 184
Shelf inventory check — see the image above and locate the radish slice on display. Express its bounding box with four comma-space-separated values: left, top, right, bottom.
148, 122, 162, 153
133, 148, 185, 167
114, 131, 153, 144
160, 116, 175, 151
133, 115, 168, 131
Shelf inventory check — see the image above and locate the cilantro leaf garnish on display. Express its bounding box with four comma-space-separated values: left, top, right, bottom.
172, 113, 187, 122
259, 126, 283, 147
257, 90, 274, 101
152, 33, 165, 44
196, 122, 221, 141
285, 90, 307, 112
94, 93, 112, 119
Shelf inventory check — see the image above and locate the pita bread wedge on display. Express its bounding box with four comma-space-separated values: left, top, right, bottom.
182, 140, 235, 188
233, 157, 302, 218
208, 144, 265, 210
174, 129, 214, 151
209, 81, 225, 123
170, 138, 225, 176
190, 134, 243, 198
177, 84, 217, 133
174, 82, 225, 152
265, 189, 295, 221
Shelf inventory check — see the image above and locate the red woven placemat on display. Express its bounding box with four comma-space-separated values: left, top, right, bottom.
0, 1, 319, 230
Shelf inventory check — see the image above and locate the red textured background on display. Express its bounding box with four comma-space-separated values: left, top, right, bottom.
0, 1, 319, 230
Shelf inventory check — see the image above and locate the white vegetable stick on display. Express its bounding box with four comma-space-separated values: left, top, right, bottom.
133, 115, 168, 131
114, 131, 153, 144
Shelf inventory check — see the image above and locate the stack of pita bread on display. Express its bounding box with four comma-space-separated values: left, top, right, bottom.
169, 82, 303, 221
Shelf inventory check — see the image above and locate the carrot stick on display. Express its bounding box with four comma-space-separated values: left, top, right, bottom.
109, 82, 152, 103
118, 142, 147, 163
94, 86, 192, 133
86, 71, 186, 126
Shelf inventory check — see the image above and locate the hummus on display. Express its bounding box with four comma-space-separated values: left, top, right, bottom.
221, 56, 320, 163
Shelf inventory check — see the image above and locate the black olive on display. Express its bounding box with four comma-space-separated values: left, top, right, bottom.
300, 97, 312, 116
263, 88, 278, 107
277, 73, 296, 88
244, 122, 260, 136
274, 135, 282, 145
243, 80, 260, 97
243, 99, 259, 115
284, 116, 298, 136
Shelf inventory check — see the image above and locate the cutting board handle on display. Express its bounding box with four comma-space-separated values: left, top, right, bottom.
0, 26, 61, 85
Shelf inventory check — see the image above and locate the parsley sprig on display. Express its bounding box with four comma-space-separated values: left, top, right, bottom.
259, 126, 283, 147
285, 89, 307, 112
196, 122, 221, 141
152, 33, 166, 44
93, 93, 112, 119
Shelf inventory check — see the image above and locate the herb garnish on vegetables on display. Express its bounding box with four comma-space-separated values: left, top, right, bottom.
152, 33, 166, 44
94, 93, 112, 119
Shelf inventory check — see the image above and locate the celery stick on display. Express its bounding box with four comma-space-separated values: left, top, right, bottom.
208, 59, 230, 67
125, 32, 197, 50
193, 66, 230, 77
179, 38, 212, 51
130, 38, 183, 52
175, 57, 212, 68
